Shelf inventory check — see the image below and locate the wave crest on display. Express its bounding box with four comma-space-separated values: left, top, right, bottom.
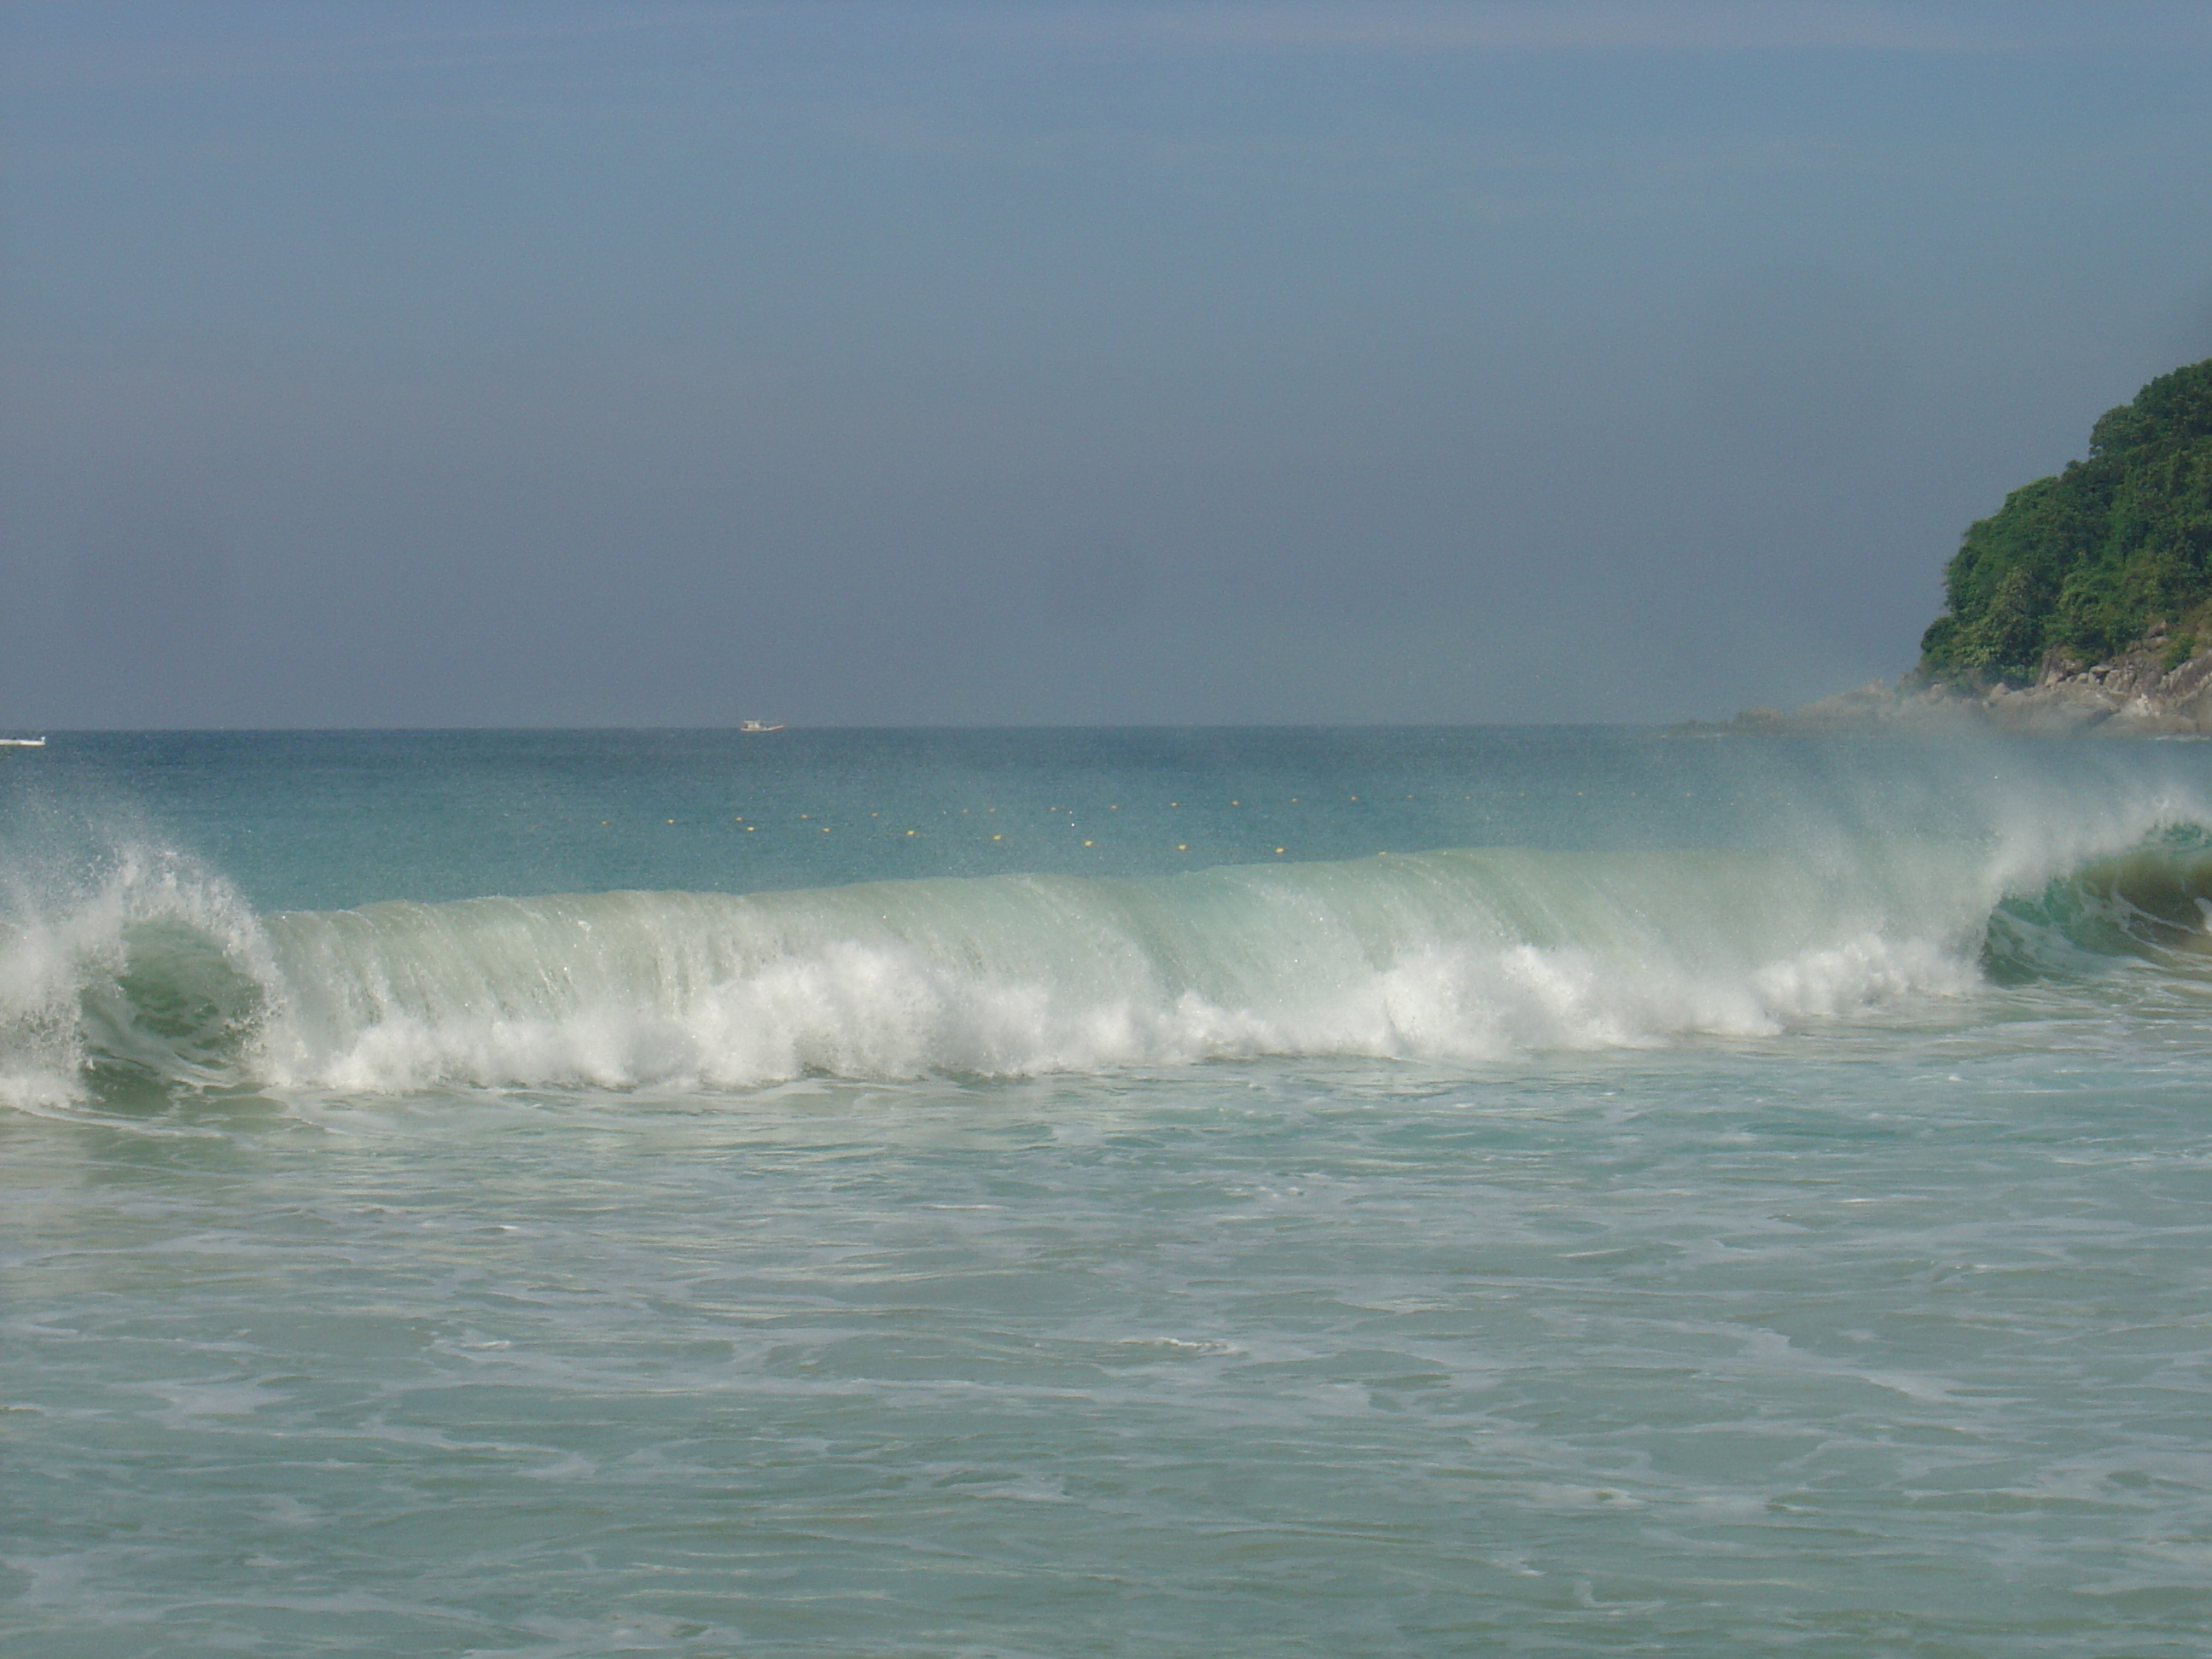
11, 827, 2212, 1105
0, 842, 270, 1109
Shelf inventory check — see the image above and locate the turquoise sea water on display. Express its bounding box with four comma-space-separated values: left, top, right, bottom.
4, 729, 2211, 1656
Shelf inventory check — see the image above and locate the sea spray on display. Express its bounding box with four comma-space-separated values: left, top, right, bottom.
10, 740, 2212, 1102
0, 840, 2128, 1097
0, 838, 270, 1108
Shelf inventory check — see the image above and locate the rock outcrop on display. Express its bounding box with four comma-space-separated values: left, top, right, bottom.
1691, 626, 2212, 736
1962, 628, 2212, 735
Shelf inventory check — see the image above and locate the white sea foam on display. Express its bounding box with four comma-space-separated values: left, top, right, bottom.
238, 846, 1998, 1094
9, 791, 2212, 1103
237, 856, 2033, 1090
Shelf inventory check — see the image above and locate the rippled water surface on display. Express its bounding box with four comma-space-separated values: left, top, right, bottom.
4, 730, 2211, 1655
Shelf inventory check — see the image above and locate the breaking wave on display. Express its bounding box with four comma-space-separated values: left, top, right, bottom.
9, 824, 2212, 1106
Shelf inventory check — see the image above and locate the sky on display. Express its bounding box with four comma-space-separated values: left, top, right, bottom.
3, 0, 2211, 727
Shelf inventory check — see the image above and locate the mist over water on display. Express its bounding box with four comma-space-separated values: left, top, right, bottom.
7, 730, 2212, 1655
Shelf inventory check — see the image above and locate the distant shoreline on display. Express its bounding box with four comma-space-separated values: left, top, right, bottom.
1694, 629, 2212, 736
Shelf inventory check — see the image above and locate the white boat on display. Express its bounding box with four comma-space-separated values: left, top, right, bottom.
0, 736, 45, 748
737, 720, 784, 733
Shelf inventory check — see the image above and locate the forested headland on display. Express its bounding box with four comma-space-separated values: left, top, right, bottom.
1918, 358, 2212, 684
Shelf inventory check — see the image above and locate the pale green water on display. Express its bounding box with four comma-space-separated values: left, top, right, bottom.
4, 731, 2210, 1655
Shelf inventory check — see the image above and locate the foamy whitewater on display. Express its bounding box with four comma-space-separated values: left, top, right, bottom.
5, 730, 2211, 1655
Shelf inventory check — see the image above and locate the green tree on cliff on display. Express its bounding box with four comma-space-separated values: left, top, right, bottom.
1919, 357, 2212, 681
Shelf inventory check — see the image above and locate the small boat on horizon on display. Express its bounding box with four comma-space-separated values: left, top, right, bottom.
737, 720, 785, 733
0, 736, 46, 748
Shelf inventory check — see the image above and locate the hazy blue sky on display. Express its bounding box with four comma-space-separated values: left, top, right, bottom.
4, 0, 2211, 725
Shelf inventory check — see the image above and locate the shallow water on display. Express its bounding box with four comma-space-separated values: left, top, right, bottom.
4, 730, 2211, 1655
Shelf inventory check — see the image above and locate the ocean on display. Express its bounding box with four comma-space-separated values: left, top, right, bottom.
3, 727, 2209, 1656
